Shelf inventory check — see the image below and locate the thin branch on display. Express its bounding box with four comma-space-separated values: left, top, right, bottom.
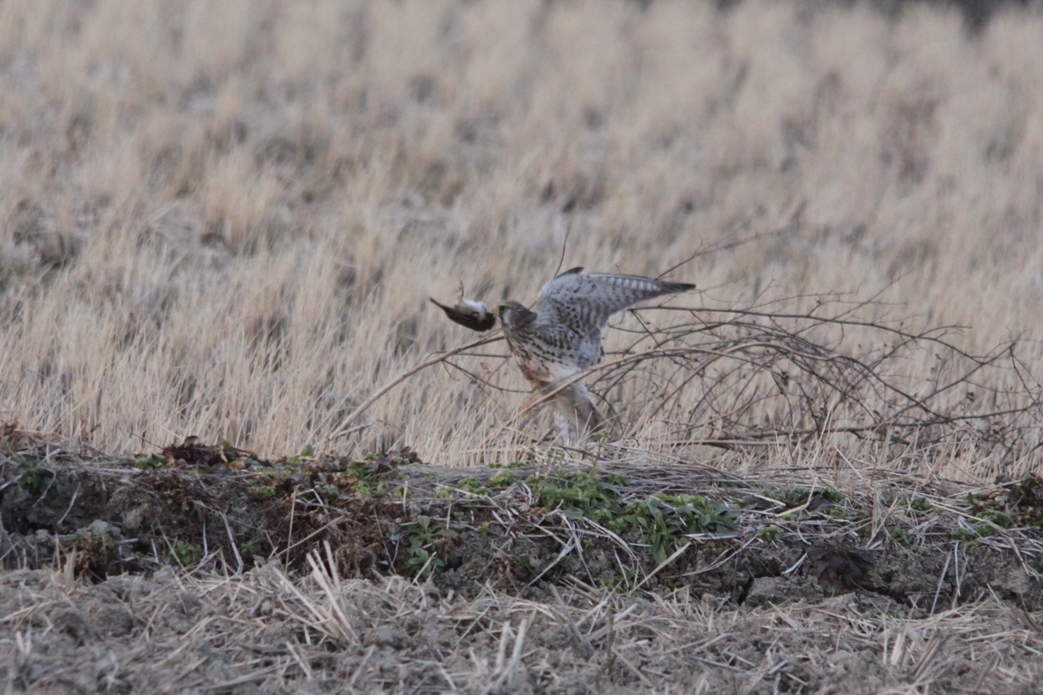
331, 334, 504, 438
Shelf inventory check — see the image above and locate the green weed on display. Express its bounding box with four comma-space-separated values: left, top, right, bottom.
133, 455, 167, 470
404, 515, 457, 580
488, 471, 516, 488
20, 461, 47, 494
911, 497, 933, 513
758, 525, 783, 542
977, 509, 1013, 529
455, 475, 491, 497
247, 481, 277, 499
171, 541, 201, 566
530, 470, 628, 526
531, 470, 735, 563
888, 527, 912, 546
822, 488, 843, 502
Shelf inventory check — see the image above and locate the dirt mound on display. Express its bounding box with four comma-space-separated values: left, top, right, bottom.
2, 431, 1041, 611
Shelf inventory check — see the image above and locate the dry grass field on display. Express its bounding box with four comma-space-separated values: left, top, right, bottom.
2, 0, 1043, 693
2, 0, 1043, 466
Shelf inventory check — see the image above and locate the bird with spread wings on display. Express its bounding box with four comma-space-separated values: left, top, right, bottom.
431, 267, 694, 439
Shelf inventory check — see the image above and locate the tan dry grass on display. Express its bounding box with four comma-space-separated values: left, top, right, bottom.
1, 1, 1043, 476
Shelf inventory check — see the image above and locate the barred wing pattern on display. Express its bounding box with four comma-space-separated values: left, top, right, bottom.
535, 268, 694, 370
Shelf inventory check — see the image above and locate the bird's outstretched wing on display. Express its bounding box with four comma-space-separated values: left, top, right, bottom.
535, 268, 694, 332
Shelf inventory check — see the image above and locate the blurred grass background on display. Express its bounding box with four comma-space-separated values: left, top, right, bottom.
1, 0, 1042, 470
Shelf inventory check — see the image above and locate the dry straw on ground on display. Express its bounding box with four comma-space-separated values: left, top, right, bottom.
2, 560, 1042, 694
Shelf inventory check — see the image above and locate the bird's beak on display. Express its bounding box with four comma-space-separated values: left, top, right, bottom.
491, 304, 503, 316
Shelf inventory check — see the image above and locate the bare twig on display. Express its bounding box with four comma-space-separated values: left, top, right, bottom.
331, 334, 504, 439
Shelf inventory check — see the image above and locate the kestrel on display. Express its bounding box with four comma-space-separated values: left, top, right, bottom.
432, 267, 694, 438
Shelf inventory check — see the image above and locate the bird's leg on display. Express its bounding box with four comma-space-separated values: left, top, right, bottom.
520, 380, 606, 443
560, 381, 606, 436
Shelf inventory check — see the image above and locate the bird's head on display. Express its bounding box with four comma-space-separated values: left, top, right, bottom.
491, 300, 532, 328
